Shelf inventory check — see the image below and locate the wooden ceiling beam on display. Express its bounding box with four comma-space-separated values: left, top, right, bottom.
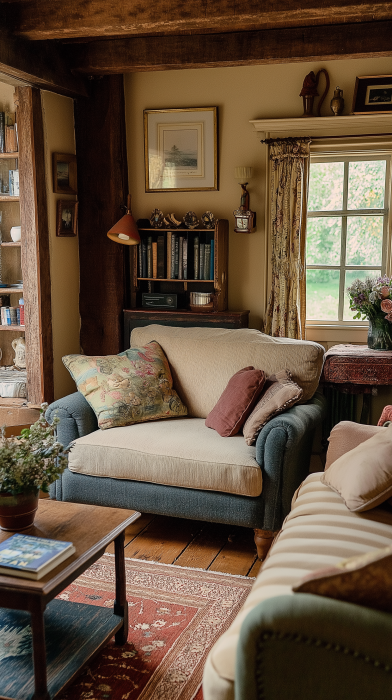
8, 0, 392, 41
0, 29, 88, 96
68, 21, 392, 74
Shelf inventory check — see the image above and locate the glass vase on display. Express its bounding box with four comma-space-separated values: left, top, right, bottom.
368, 316, 392, 351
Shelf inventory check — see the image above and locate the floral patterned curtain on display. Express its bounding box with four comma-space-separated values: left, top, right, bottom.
265, 138, 311, 339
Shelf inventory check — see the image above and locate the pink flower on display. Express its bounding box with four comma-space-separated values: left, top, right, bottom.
381, 286, 391, 299
381, 299, 392, 313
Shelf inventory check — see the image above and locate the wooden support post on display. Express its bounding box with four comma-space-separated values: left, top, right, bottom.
74, 75, 129, 355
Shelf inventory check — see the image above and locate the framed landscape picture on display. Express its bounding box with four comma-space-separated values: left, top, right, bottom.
52, 153, 77, 195
56, 200, 78, 237
352, 75, 392, 114
144, 107, 218, 192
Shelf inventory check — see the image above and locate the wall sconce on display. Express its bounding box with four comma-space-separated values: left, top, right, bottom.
233, 167, 256, 234
107, 194, 141, 245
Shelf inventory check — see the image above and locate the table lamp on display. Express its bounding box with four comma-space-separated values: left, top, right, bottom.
107, 194, 141, 245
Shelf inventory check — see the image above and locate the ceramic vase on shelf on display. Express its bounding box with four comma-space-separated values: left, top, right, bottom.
367, 316, 392, 351
0, 491, 39, 531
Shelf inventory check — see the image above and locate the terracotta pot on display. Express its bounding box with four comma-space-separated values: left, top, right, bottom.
0, 491, 39, 531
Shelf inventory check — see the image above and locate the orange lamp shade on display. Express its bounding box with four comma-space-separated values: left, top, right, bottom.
107, 195, 141, 245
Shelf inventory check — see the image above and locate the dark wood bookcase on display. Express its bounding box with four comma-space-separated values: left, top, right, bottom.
129, 219, 229, 312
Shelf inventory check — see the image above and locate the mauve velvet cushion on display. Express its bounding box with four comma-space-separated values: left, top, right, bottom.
205, 366, 265, 437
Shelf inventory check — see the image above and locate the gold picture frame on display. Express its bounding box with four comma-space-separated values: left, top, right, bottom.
52, 153, 77, 195
352, 75, 392, 114
144, 107, 218, 192
56, 200, 78, 237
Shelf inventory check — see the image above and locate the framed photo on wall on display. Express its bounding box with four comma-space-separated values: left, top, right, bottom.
56, 200, 78, 237
352, 75, 392, 114
52, 153, 77, 195
144, 107, 218, 192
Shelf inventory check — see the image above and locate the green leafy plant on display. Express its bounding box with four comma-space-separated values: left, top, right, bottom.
0, 404, 70, 496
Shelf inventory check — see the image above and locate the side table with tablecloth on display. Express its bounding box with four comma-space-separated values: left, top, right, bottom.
320, 344, 392, 438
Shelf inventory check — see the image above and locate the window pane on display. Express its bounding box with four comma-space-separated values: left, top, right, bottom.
306, 217, 341, 265
346, 216, 383, 266
306, 269, 340, 320
343, 269, 381, 320
308, 162, 344, 211
347, 160, 386, 209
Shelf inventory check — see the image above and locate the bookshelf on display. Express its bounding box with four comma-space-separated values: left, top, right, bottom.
0, 149, 23, 366
130, 219, 229, 312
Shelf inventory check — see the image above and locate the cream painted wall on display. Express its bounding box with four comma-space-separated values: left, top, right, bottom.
41, 91, 80, 399
125, 56, 392, 332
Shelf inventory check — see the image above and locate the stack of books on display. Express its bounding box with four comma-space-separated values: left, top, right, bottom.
0, 112, 18, 154
0, 306, 21, 325
0, 533, 75, 580
138, 233, 214, 281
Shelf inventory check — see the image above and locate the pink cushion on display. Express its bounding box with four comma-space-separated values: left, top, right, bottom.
325, 421, 383, 470
205, 366, 265, 437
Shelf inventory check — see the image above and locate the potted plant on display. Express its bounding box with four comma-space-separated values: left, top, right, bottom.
0, 405, 69, 531
347, 275, 392, 350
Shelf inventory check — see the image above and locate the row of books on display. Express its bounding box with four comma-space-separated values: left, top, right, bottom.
138, 234, 214, 280
0, 112, 18, 154
0, 306, 22, 325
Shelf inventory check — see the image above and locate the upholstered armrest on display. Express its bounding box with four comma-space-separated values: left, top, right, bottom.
46, 391, 98, 446
255, 392, 326, 530
236, 594, 392, 700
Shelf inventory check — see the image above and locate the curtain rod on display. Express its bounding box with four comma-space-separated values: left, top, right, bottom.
261, 132, 392, 144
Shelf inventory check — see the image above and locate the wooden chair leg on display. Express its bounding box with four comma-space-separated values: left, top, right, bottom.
254, 529, 277, 560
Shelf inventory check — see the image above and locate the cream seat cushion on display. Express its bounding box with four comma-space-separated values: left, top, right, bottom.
130, 326, 324, 416
203, 472, 392, 700
68, 417, 262, 497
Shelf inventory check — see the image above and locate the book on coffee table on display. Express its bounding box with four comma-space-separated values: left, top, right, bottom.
0, 533, 75, 580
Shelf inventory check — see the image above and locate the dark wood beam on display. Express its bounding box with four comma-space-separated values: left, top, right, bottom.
68, 20, 392, 74
9, 0, 392, 41
74, 76, 128, 356
0, 27, 87, 97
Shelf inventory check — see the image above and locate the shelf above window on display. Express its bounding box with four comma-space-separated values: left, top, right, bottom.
250, 114, 392, 139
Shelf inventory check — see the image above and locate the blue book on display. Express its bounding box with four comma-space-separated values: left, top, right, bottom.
0, 533, 75, 580
210, 239, 214, 280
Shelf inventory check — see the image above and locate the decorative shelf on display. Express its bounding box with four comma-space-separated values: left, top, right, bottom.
1, 242, 20, 247
250, 113, 392, 138
0, 196, 19, 202
0, 325, 25, 330
0, 152, 18, 159
0, 288, 23, 294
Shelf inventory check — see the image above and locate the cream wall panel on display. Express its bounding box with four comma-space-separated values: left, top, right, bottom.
125, 56, 392, 332
41, 90, 80, 399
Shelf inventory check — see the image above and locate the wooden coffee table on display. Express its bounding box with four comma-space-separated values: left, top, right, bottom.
0, 500, 140, 700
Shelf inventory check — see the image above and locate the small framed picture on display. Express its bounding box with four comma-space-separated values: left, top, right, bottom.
352, 75, 392, 114
144, 107, 218, 192
56, 200, 78, 237
52, 153, 77, 195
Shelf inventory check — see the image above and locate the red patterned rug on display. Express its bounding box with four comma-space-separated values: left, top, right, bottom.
56, 555, 253, 700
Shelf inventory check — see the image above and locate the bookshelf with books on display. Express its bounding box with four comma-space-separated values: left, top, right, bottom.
130, 219, 229, 312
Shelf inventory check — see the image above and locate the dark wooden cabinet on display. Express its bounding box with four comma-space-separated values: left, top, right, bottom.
123, 309, 249, 349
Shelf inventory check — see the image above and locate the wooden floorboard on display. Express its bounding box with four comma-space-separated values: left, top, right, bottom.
119, 514, 260, 577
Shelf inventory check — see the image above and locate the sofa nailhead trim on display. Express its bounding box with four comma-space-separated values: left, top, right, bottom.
253, 629, 392, 699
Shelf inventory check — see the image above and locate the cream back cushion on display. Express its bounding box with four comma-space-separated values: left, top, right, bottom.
130, 326, 324, 417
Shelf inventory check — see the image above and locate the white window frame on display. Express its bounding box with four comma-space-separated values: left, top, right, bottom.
305, 149, 392, 333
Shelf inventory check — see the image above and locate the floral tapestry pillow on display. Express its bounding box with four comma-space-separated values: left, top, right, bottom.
62, 341, 187, 430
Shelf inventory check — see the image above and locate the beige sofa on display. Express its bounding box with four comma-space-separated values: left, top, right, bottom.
203, 423, 392, 700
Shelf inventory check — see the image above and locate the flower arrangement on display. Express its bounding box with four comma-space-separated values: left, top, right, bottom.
0, 405, 69, 496
347, 275, 392, 350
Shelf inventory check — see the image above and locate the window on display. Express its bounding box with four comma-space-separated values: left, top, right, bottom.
306, 155, 390, 324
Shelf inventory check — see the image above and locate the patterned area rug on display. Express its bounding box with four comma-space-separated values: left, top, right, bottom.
57, 555, 253, 700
